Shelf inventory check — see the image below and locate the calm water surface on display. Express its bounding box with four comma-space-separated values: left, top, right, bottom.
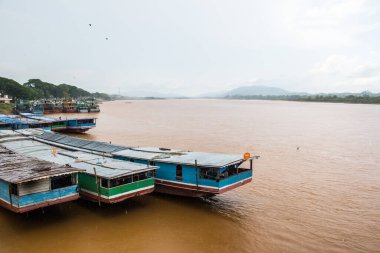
1, 99, 379, 252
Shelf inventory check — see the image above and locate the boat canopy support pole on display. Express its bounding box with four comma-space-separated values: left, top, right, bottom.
195, 160, 198, 190
93, 167, 101, 206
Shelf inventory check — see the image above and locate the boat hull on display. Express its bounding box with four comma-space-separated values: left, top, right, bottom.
0, 194, 79, 213
79, 186, 154, 204
154, 177, 252, 197
54, 127, 92, 133
63, 109, 77, 113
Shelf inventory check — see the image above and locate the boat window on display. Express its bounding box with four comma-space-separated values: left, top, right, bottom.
109, 175, 132, 188
77, 119, 94, 124
199, 167, 219, 180
200, 166, 245, 180
148, 170, 154, 177
10, 183, 18, 196
130, 158, 135, 162
149, 161, 156, 166
51, 174, 75, 190
176, 165, 183, 180
101, 178, 109, 188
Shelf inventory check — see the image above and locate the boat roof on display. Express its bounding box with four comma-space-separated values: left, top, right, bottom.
35, 131, 129, 153
20, 113, 96, 122
0, 130, 246, 168
0, 115, 26, 124
0, 114, 46, 124
0, 146, 81, 184
0, 137, 156, 179
113, 148, 244, 167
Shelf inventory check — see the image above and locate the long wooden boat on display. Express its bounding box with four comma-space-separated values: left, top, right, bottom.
18, 113, 96, 133
25, 130, 255, 197
0, 132, 157, 204
0, 146, 82, 213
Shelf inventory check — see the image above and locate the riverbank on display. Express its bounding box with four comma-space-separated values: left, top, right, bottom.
0, 103, 13, 114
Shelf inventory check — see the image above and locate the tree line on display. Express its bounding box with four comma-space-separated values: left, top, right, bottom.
0, 77, 111, 100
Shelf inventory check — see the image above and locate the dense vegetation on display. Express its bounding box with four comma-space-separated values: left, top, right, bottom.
0, 77, 111, 100
226, 94, 380, 104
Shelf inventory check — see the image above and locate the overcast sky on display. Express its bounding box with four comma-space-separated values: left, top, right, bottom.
1, 0, 380, 96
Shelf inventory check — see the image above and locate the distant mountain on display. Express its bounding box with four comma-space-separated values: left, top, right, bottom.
199, 81, 308, 98
122, 90, 186, 98
226, 85, 292, 96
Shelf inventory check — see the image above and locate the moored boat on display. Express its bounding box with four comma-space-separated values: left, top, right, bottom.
0, 146, 82, 213
31, 131, 255, 197
87, 98, 100, 112
62, 98, 77, 113
76, 101, 89, 113
18, 113, 96, 133
0, 131, 158, 204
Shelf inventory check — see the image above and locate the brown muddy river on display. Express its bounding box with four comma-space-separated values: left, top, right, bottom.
1, 99, 379, 252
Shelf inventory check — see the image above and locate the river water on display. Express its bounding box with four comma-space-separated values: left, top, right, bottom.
1, 99, 379, 252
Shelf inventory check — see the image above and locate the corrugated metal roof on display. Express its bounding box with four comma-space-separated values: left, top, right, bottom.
1, 139, 156, 179
0, 146, 81, 183
114, 149, 244, 167
20, 113, 56, 122
36, 132, 128, 153
2, 130, 246, 168
0, 115, 43, 124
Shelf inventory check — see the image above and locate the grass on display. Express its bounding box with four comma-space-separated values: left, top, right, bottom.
0, 103, 14, 114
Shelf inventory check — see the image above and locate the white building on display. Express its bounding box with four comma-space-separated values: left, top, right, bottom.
0, 94, 12, 104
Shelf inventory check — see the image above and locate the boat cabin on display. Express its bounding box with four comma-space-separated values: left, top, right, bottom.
66, 118, 96, 133
0, 146, 81, 213
112, 147, 254, 197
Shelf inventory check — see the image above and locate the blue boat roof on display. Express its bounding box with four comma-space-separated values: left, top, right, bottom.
0, 114, 43, 124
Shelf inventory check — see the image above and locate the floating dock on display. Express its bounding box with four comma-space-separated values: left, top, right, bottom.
0, 146, 82, 213
0, 131, 157, 205
15, 130, 255, 197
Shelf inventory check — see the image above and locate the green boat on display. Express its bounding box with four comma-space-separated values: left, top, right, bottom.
0, 134, 157, 204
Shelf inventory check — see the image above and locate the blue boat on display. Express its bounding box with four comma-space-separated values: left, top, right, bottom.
0, 146, 82, 213
0, 122, 12, 130
20, 113, 96, 133
112, 148, 253, 197
31, 131, 256, 197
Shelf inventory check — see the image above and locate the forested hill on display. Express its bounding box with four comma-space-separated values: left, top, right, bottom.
0, 77, 111, 100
